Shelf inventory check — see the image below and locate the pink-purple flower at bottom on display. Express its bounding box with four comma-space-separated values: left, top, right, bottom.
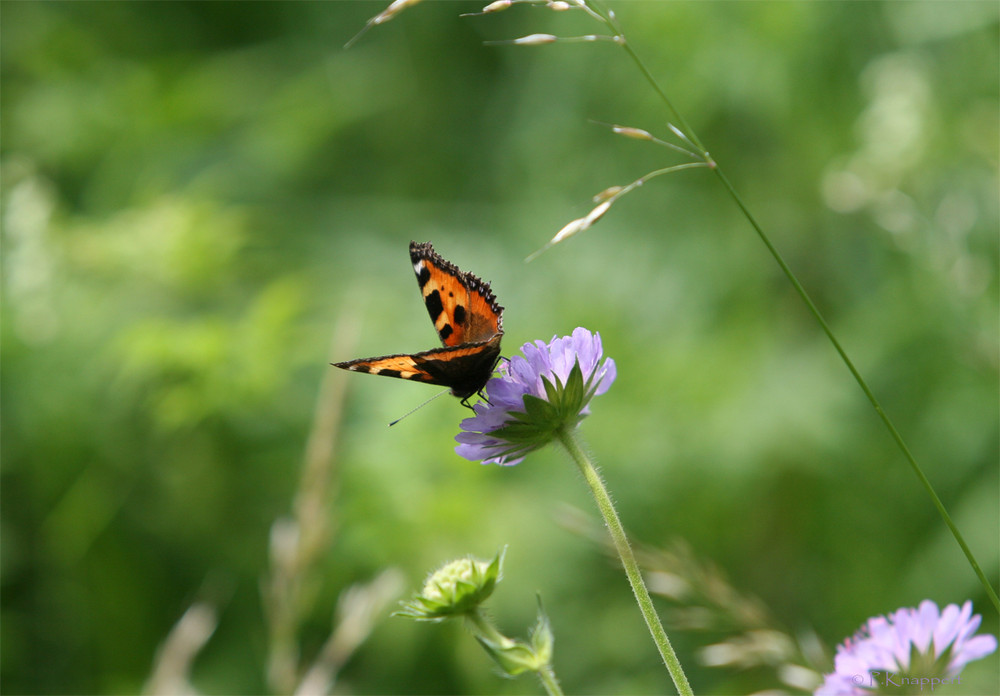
455, 328, 616, 466
816, 600, 997, 695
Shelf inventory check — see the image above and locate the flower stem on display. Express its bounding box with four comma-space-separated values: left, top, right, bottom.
556, 426, 693, 696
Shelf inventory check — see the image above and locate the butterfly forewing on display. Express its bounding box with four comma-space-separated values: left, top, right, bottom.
410, 241, 502, 347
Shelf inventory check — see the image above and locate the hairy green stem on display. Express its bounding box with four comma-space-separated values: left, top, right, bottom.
537, 664, 564, 696
466, 610, 512, 647
556, 426, 693, 695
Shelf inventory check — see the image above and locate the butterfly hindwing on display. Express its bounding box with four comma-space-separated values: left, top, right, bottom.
333, 353, 437, 384
333, 242, 504, 403
334, 337, 502, 396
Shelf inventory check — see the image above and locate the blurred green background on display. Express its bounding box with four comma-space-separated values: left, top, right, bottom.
3, 1, 998, 694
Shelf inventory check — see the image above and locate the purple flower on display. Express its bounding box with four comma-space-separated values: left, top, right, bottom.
455, 328, 616, 466
816, 600, 997, 695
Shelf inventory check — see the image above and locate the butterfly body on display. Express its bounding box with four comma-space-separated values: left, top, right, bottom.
333, 241, 504, 406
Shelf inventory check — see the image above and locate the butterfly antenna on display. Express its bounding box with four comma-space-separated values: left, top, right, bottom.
389, 390, 450, 427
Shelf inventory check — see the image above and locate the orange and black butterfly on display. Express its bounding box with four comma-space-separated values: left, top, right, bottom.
333, 241, 504, 407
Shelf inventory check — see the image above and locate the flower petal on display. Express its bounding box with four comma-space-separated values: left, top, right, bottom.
816, 600, 997, 695
454, 328, 615, 465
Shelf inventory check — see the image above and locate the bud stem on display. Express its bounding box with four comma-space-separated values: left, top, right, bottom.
465, 609, 513, 648
537, 664, 563, 696
555, 425, 693, 696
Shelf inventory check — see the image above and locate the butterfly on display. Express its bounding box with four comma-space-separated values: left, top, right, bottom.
333, 241, 504, 408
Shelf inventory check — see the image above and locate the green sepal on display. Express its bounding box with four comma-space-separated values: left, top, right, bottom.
530, 595, 554, 666
522, 392, 559, 423
475, 595, 555, 677
558, 362, 586, 418
476, 635, 540, 676
541, 373, 564, 406
492, 421, 554, 445
482, 358, 598, 458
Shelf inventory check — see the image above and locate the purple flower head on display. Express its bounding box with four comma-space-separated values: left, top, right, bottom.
455, 328, 616, 466
816, 600, 997, 695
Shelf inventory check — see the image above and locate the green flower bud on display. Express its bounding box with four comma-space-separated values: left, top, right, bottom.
396, 549, 504, 621
476, 597, 555, 676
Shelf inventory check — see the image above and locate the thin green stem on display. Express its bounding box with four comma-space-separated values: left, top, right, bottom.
587, 0, 999, 614
556, 426, 693, 696
710, 168, 1000, 614
613, 162, 711, 198
537, 664, 565, 696
588, 3, 705, 155
466, 610, 514, 648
